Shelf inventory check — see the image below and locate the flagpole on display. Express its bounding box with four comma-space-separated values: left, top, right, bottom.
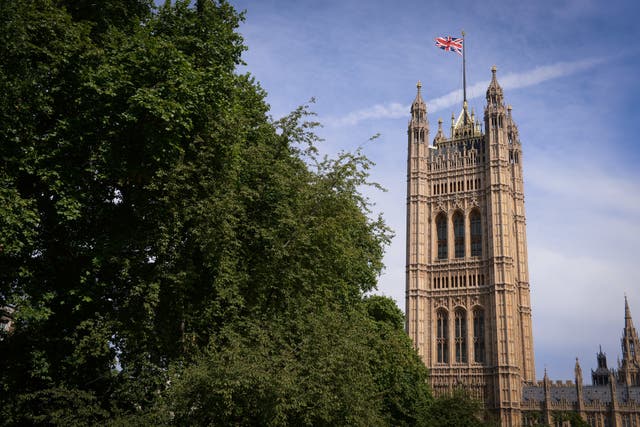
462, 30, 467, 124
462, 31, 466, 102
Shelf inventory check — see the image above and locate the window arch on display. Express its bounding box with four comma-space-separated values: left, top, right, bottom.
455, 308, 467, 363
473, 307, 485, 363
436, 213, 447, 260
470, 209, 482, 257
453, 211, 464, 258
437, 309, 449, 363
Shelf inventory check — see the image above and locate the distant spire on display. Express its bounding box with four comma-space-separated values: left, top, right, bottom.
626, 295, 633, 329
575, 357, 583, 384
543, 368, 551, 391
597, 346, 607, 367
620, 296, 640, 367
450, 111, 455, 135
434, 118, 445, 144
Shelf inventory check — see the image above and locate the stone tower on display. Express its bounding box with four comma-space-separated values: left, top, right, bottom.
406, 67, 535, 425
619, 297, 640, 386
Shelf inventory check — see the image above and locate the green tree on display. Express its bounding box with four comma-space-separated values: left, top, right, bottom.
0, 0, 391, 419
0, 0, 268, 420
553, 411, 590, 427
427, 388, 489, 427
153, 311, 384, 426
364, 296, 432, 426
0, 1, 482, 425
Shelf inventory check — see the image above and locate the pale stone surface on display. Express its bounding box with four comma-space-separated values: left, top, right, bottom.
405, 69, 640, 426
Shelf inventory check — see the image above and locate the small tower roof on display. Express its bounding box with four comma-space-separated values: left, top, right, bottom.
409, 81, 428, 130
450, 99, 481, 138
453, 101, 473, 129
413, 80, 425, 105
626, 295, 634, 329
433, 118, 445, 144
486, 65, 504, 102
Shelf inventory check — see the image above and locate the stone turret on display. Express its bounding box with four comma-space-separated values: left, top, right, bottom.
575, 358, 585, 418
593, 346, 612, 386
410, 81, 427, 126
619, 297, 640, 386
543, 369, 552, 425
486, 65, 504, 108
405, 81, 430, 357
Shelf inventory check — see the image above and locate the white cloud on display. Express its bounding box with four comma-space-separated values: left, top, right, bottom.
500, 57, 604, 91
526, 158, 640, 217
325, 102, 407, 127
325, 57, 605, 127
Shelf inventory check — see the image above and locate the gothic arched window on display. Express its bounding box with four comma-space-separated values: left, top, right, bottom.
470, 209, 482, 257
455, 308, 467, 363
437, 309, 449, 363
473, 308, 485, 363
436, 213, 447, 260
453, 211, 464, 258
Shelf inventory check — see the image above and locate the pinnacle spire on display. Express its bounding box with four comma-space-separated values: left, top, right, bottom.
486, 65, 504, 106
410, 81, 427, 126
451, 99, 477, 138
433, 118, 445, 144
413, 81, 424, 105
543, 368, 551, 390
621, 296, 640, 366
575, 357, 583, 383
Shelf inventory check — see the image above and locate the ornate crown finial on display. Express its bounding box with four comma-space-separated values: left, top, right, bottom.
417, 80, 422, 91
491, 65, 497, 74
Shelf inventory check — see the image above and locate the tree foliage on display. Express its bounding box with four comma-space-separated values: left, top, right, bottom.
0, 0, 487, 425
553, 411, 590, 427
426, 388, 492, 427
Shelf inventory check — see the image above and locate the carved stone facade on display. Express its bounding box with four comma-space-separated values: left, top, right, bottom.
521, 300, 640, 426
406, 67, 534, 425
405, 69, 640, 426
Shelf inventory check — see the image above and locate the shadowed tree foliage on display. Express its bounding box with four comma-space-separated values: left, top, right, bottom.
427, 388, 487, 427
0, 0, 489, 425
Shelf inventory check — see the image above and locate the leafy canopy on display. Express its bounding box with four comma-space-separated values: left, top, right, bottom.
0, 1, 490, 425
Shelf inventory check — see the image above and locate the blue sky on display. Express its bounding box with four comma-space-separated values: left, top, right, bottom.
229, 0, 640, 381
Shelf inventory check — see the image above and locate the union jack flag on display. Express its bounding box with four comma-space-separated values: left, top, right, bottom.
435, 36, 463, 56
